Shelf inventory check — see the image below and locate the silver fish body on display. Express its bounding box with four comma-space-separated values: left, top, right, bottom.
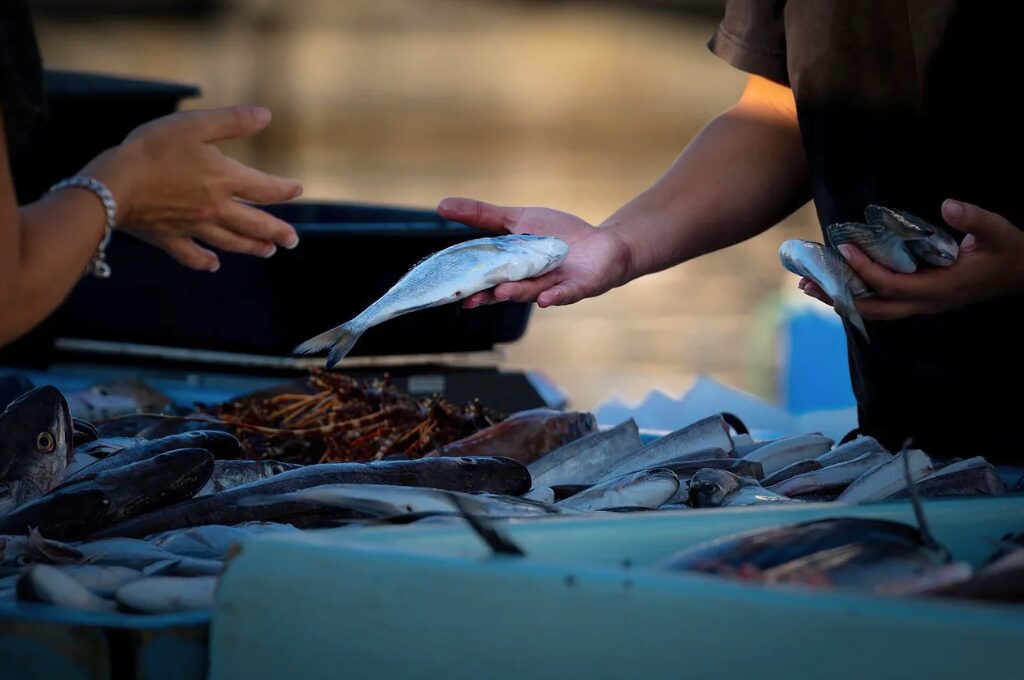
760, 459, 823, 487
769, 450, 893, 499
556, 469, 679, 512
528, 419, 642, 486
779, 240, 869, 340
885, 456, 1005, 499
73, 538, 223, 576
146, 522, 301, 560
816, 436, 888, 467
741, 433, 833, 476
16, 564, 116, 612
836, 450, 934, 503
864, 205, 959, 267
116, 575, 218, 614
825, 221, 918, 273
594, 415, 734, 482
51, 564, 144, 597
295, 235, 569, 367
688, 469, 800, 508
196, 460, 301, 496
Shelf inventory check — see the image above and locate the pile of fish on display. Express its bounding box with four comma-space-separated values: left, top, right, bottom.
779, 204, 960, 339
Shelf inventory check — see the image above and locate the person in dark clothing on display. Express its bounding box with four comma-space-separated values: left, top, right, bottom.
438, 1, 1024, 461
0, 2, 303, 347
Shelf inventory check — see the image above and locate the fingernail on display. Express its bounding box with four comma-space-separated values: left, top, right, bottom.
494, 293, 510, 302
798, 279, 807, 290
944, 199, 964, 222
251, 107, 272, 124
837, 244, 853, 261
284, 235, 299, 250
263, 245, 277, 258
209, 262, 220, 273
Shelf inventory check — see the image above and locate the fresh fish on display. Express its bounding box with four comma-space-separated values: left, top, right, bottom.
528, 419, 642, 486
735, 440, 772, 457
0, 386, 74, 512
49, 564, 144, 597
741, 433, 833, 476
556, 469, 679, 512
864, 205, 959, 267
93, 456, 532, 538
64, 379, 176, 423
594, 415, 734, 482
116, 576, 218, 614
64, 453, 99, 480
16, 564, 116, 612
196, 460, 301, 496
147, 522, 301, 560
885, 457, 1005, 499
779, 239, 869, 340
74, 437, 143, 459
688, 469, 800, 508
0, 529, 82, 575
815, 436, 888, 467
648, 458, 763, 480
760, 459, 823, 487
521, 486, 556, 504
928, 548, 1024, 602
425, 409, 597, 465
294, 234, 570, 367
0, 449, 215, 540
62, 430, 239, 484
836, 450, 934, 503
769, 450, 893, 500
824, 221, 918, 273
74, 537, 223, 576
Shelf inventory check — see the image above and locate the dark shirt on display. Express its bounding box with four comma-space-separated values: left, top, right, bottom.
0, 0, 44, 155
709, 1, 1024, 461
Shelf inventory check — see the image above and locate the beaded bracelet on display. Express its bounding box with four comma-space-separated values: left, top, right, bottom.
48, 176, 118, 279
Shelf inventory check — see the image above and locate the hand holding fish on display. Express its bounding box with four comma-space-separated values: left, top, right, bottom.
82, 106, 304, 272
802, 200, 1024, 321
436, 197, 634, 308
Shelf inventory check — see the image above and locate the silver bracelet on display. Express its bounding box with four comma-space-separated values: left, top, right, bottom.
48, 176, 118, 279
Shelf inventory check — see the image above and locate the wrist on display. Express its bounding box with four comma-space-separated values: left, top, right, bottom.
80, 144, 137, 225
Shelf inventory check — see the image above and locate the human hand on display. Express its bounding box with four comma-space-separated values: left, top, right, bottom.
83, 106, 303, 272
800, 200, 1024, 320
436, 197, 635, 308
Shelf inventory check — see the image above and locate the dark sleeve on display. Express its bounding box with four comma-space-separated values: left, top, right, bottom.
707, 0, 790, 86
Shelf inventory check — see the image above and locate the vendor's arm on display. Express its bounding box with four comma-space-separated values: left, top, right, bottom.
438, 75, 809, 308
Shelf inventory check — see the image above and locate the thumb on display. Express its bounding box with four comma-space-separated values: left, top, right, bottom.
437, 197, 522, 233
942, 199, 1017, 242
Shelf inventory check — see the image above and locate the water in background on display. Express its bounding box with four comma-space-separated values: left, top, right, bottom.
34, 0, 824, 410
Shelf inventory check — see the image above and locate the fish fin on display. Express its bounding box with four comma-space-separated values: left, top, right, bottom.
444, 491, 525, 557
293, 322, 364, 367
900, 439, 948, 560
832, 295, 870, 344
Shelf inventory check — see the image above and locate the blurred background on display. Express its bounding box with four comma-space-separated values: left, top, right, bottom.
30, 0, 825, 411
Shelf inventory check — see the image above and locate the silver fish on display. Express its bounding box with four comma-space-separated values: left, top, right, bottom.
146, 522, 301, 561
294, 235, 569, 367
50, 564, 144, 597
816, 436, 888, 467
74, 538, 223, 576
521, 486, 556, 504
769, 450, 893, 499
0, 386, 74, 513
825, 221, 918, 273
556, 469, 679, 512
836, 450, 934, 503
64, 379, 175, 423
688, 469, 800, 508
116, 575, 218, 614
594, 415, 734, 483
741, 433, 833, 476
779, 239, 869, 340
885, 456, 1005, 499
528, 419, 642, 486
864, 205, 959, 267
16, 564, 116, 612
196, 460, 301, 496
760, 459, 823, 487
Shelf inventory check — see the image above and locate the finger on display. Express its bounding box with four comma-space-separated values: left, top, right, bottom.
225, 160, 304, 204
493, 271, 564, 303
180, 106, 274, 142
798, 277, 809, 291
436, 197, 522, 233
191, 223, 277, 258
836, 244, 918, 298
463, 291, 497, 308
941, 199, 1017, 241
803, 282, 834, 306
537, 280, 588, 307
159, 236, 221, 272
218, 200, 300, 248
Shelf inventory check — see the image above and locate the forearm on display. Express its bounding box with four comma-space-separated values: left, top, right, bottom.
603, 96, 810, 279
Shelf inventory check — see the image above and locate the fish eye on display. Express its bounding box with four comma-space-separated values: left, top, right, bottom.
701, 482, 719, 495
36, 432, 56, 453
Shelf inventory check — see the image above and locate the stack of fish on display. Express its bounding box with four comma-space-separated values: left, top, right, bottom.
778, 204, 960, 339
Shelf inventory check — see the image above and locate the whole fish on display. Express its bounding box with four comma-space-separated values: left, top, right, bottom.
594, 415, 735, 483
48, 564, 144, 597
760, 459, 822, 487
741, 433, 833, 476
64, 379, 175, 423
196, 460, 301, 496
16, 564, 116, 612
0, 529, 83, 575
864, 205, 959, 267
425, 409, 597, 465
688, 469, 799, 508
146, 522, 301, 561
116, 575, 218, 614
815, 436, 888, 467
93, 456, 531, 538
74, 437, 143, 460
556, 469, 679, 512
528, 419, 642, 486
885, 457, 1005, 499
779, 239, 869, 340
62, 430, 238, 484
0, 449, 215, 540
294, 234, 570, 367
0, 386, 74, 512
836, 450, 934, 503
824, 221, 918, 273
74, 537, 223, 576
768, 450, 893, 500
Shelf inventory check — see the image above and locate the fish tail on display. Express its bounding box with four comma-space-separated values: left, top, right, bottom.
292, 322, 365, 368
833, 293, 869, 343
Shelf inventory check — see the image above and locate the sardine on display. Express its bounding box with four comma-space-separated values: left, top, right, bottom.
815, 436, 888, 467
116, 575, 218, 614
92, 456, 531, 538
16, 564, 116, 612
294, 234, 569, 367
769, 450, 893, 499
528, 419, 642, 486
146, 523, 301, 560
824, 221, 918, 273
864, 205, 959, 267
688, 468, 799, 508
0, 386, 74, 512
779, 239, 869, 340
741, 433, 833, 476
556, 469, 679, 512
885, 457, 1005, 499
760, 459, 823, 487
49, 564, 144, 597
74, 537, 223, 576
196, 460, 301, 496
425, 409, 597, 464
594, 415, 734, 482
62, 430, 239, 484
836, 450, 934, 503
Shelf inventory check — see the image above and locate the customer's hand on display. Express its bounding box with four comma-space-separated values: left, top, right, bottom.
83, 106, 303, 272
